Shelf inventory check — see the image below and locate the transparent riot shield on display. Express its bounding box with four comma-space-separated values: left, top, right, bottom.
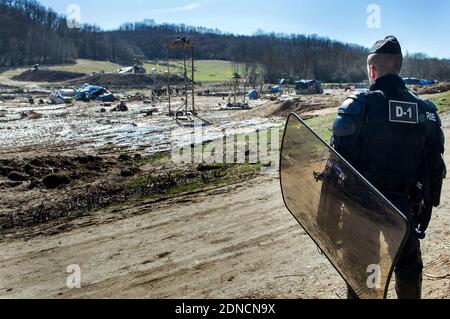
280, 113, 409, 299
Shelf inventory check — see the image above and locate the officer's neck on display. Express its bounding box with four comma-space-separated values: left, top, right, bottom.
370, 74, 405, 95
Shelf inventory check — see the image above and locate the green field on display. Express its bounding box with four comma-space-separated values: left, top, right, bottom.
143, 59, 245, 82
0, 59, 122, 79
47, 59, 121, 74
432, 90, 450, 114
0, 67, 28, 78
0, 59, 244, 83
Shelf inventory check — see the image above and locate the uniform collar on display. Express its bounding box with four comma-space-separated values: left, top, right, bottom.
370, 74, 407, 96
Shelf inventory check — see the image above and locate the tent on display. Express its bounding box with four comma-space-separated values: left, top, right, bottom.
295, 80, 323, 95
248, 89, 258, 100
48, 89, 76, 104
403, 78, 420, 85
418, 79, 436, 86
75, 84, 115, 102
270, 85, 281, 93
117, 67, 134, 74
403, 78, 436, 86
117, 64, 146, 74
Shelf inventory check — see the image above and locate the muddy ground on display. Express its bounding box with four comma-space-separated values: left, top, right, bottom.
0, 86, 448, 299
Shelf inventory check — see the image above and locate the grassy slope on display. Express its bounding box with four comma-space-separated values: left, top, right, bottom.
0, 59, 122, 78
143, 60, 244, 82
0, 67, 27, 78
0, 59, 243, 83
47, 59, 122, 74
431, 91, 450, 114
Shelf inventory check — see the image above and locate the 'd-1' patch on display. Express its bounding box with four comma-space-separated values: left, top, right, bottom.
389, 100, 419, 124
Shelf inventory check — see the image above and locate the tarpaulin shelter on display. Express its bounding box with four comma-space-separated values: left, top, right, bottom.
403, 78, 420, 85
248, 89, 258, 100
295, 80, 323, 95
48, 89, 76, 104
117, 64, 146, 74
418, 79, 436, 86
270, 85, 281, 93
75, 84, 115, 102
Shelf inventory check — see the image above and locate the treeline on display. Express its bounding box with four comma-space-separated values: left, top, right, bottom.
0, 0, 141, 66
1, 0, 449, 83
402, 53, 450, 82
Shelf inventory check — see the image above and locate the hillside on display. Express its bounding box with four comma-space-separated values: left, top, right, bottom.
0, 0, 449, 83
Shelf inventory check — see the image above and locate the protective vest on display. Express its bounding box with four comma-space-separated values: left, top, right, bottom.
332, 75, 441, 197
359, 90, 428, 194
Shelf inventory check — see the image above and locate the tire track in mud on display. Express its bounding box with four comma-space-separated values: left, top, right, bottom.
0, 176, 332, 299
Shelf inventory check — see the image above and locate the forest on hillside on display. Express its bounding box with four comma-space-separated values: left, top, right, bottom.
1, 0, 449, 82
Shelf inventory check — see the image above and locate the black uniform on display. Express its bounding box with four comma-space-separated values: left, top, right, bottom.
330, 36, 446, 299
331, 74, 446, 298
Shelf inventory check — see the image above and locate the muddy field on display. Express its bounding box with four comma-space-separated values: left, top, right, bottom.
0, 86, 345, 158
0, 85, 448, 299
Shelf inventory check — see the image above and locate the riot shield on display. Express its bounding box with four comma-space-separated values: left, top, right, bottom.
280, 113, 409, 299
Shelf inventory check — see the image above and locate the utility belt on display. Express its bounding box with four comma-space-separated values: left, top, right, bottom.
377, 179, 426, 220
371, 177, 419, 200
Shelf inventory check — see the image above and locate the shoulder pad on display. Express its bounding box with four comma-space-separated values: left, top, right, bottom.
424, 99, 438, 112
407, 92, 438, 112
332, 115, 357, 137
338, 92, 368, 115
350, 91, 369, 103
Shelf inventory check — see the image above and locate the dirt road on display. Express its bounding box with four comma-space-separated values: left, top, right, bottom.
1, 127, 449, 299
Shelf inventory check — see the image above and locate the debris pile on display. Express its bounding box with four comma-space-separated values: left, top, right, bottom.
411, 82, 450, 95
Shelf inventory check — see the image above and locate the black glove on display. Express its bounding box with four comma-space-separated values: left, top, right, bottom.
416, 204, 433, 240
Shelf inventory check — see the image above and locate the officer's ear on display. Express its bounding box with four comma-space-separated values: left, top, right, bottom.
368, 64, 377, 83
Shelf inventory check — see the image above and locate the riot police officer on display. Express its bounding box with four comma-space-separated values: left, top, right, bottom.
331, 36, 446, 299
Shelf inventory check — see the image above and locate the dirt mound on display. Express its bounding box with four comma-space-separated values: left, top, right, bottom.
411, 82, 450, 95
12, 70, 86, 82
0, 151, 261, 230
270, 95, 342, 117
0, 155, 108, 190
67, 73, 185, 88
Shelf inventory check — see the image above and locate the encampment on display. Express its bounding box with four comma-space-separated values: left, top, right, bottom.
295, 80, 323, 95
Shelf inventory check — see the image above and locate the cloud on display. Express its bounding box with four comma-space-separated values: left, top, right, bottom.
150, 1, 207, 13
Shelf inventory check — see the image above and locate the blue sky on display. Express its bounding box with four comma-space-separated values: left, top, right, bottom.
40, 0, 449, 58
